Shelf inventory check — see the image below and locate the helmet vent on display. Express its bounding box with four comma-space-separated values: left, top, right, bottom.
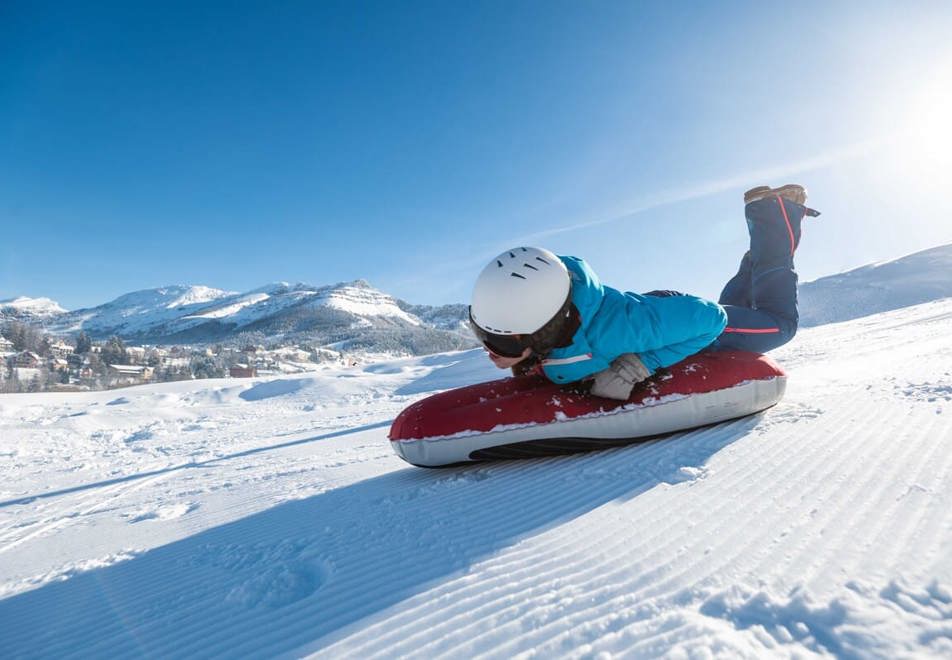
496, 260, 503, 268
523, 263, 539, 271
510, 272, 527, 280
535, 256, 550, 265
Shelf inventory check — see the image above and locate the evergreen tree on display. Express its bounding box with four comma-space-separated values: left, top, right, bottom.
75, 331, 92, 354
4, 321, 26, 350
192, 356, 224, 379
101, 336, 127, 365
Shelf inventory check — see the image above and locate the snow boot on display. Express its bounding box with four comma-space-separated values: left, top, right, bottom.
744, 184, 821, 217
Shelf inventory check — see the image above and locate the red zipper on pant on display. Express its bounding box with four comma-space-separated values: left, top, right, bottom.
777, 194, 796, 256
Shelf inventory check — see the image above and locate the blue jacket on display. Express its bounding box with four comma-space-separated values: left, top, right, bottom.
541, 256, 728, 384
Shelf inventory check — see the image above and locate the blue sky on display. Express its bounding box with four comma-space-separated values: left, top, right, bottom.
2, 1, 951, 310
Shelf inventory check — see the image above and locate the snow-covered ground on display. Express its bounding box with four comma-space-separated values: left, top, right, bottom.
1, 299, 951, 658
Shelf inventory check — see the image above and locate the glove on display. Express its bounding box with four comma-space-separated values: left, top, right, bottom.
590, 353, 651, 400
511, 355, 542, 377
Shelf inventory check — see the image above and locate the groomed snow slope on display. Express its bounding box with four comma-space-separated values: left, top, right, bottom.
1, 300, 951, 658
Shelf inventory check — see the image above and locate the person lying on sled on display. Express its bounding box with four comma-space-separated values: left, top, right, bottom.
468, 184, 820, 400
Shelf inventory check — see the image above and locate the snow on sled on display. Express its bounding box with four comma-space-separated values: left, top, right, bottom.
389, 350, 785, 467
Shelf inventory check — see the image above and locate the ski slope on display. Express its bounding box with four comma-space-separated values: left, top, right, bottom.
1, 299, 951, 658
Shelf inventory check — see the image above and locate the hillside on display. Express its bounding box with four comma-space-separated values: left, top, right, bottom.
0, 296, 67, 321
1, 297, 951, 657
35, 280, 474, 355
799, 243, 952, 326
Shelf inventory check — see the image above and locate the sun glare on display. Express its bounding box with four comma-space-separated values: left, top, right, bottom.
878, 61, 952, 194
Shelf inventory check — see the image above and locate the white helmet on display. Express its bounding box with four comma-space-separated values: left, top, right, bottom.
470, 247, 571, 335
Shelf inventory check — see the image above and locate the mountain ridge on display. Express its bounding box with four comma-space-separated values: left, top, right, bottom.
2, 280, 475, 356
798, 242, 952, 326
0, 296, 68, 321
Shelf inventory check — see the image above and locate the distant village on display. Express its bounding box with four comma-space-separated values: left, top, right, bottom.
0, 321, 356, 393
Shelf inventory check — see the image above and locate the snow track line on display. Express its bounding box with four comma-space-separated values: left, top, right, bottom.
858, 413, 951, 574
0, 471, 178, 554
10, 424, 733, 658
312, 391, 948, 658
0, 420, 391, 508
533, 403, 900, 654
560, 408, 940, 656
388, 421, 788, 652
516, 400, 922, 655
444, 502, 775, 650
905, 419, 952, 574
372, 440, 746, 654
780, 401, 933, 589
305, 419, 764, 658
410, 464, 760, 656
741, 396, 901, 584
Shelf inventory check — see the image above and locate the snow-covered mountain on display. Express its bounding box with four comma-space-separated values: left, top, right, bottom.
51, 285, 233, 335
43, 279, 474, 354
396, 300, 471, 332
0, 296, 67, 321
799, 242, 952, 326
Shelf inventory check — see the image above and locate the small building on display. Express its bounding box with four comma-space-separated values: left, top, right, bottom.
13, 367, 41, 385
107, 364, 154, 387
125, 346, 147, 363
16, 351, 42, 368
0, 336, 14, 353
279, 348, 311, 363
49, 383, 84, 392
48, 341, 74, 359
229, 364, 257, 378
50, 357, 69, 372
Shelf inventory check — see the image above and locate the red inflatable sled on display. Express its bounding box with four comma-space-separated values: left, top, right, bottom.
389, 350, 785, 467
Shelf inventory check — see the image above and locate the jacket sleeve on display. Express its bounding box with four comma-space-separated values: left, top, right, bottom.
605, 294, 727, 373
